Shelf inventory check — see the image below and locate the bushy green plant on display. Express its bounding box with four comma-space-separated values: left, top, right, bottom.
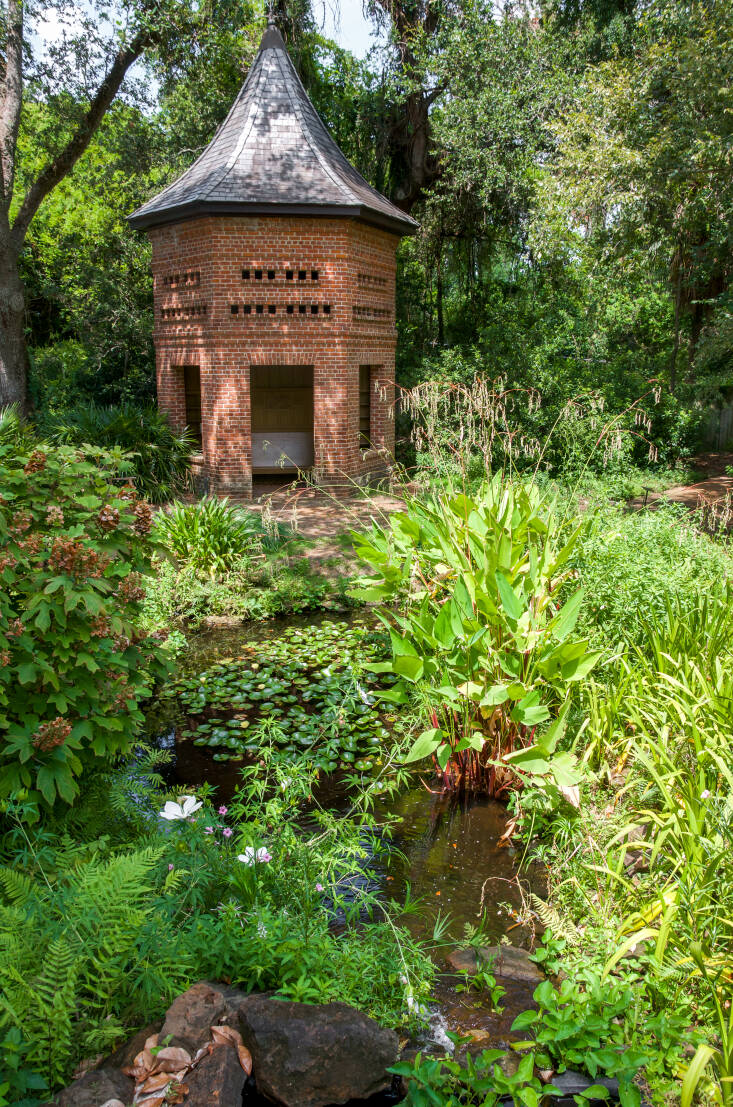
142, 550, 340, 627
571, 502, 732, 648
511, 973, 662, 1107
42, 402, 195, 504
0, 1028, 48, 1107
0, 752, 434, 1095
351, 475, 598, 796
391, 1045, 554, 1107
0, 440, 170, 807
155, 497, 288, 577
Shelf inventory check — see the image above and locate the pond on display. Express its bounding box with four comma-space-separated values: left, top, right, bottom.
147, 615, 546, 1056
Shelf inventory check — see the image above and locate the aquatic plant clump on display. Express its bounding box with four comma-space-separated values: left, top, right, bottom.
169, 621, 392, 772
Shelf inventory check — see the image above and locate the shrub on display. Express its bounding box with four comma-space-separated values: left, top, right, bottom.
351, 475, 598, 796
42, 402, 195, 504
0, 438, 170, 807
571, 501, 733, 648
0, 753, 434, 1094
155, 497, 288, 577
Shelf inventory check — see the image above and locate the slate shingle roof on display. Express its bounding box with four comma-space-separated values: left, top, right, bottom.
128, 23, 418, 236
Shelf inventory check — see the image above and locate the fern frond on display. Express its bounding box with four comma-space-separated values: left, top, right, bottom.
531, 894, 582, 943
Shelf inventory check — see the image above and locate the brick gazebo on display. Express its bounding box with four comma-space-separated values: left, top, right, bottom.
128, 22, 417, 497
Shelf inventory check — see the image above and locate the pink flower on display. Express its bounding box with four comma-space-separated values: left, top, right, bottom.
168, 864, 174, 871
218, 805, 228, 815
204, 826, 214, 834
315, 883, 324, 892
222, 827, 233, 838
701, 789, 711, 800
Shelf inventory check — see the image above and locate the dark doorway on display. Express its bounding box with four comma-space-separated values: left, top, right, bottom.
250, 365, 314, 472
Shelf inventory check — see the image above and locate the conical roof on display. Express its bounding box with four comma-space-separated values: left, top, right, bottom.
129, 23, 418, 236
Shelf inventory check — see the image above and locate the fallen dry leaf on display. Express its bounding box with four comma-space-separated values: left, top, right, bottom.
211, 1024, 243, 1048
237, 1044, 253, 1075
138, 1072, 174, 1094
133, 1095, 166, 1107
99, 1100, 126, 1107
538, 1069, 555, 1083
144, 1034, 160, 1051
123, 1047, 155, 1081
465, 1028, 492, 1043
149, 1046, 191, 1074
559, 783, 580, 809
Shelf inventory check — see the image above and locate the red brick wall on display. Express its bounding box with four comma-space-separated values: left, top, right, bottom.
148, 215, 398, 496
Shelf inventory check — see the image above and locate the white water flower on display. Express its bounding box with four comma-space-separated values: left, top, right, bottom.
238, 847, 272, 865
160, 795, 202, 821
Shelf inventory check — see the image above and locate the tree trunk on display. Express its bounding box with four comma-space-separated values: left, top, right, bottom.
0, 240, 28, 411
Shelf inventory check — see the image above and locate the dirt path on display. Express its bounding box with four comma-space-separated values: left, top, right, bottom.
629, 452, 733, 516
249, 482, 404, 573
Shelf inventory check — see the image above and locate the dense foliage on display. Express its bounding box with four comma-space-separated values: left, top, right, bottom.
0, 434, 169, 807
0, 752, 434, 1093
13, 0, 730, 464
42, 403, 195, 503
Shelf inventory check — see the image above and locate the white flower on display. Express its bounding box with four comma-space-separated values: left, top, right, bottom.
238, 847, 272, 865
160, 795, 202, 821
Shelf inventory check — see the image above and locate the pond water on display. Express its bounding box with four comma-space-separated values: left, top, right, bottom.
148, 616, 546, 1057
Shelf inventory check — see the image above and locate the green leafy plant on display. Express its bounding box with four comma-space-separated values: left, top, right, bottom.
0, 1028, 48, 1107
390, 1040, 557, 1107
43, 402, 196, 504
511, 973, 652, 1107
681, 944, 733, 1107
351, 475, 598, 795
155, 497, 288, 577
0, 441, 170, 807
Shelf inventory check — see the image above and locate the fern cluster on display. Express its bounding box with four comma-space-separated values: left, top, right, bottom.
0, 846, 189, 1086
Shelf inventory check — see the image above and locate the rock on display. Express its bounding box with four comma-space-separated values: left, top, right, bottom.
202, 615, 246, 628
160, 980, 244, 1053
49, 1066, 133, 1107
446, 946, 544, 985
182, 1043, 247, 1106
238, 995, 399, 1107
104, 1022, 161, 1070
551, 1070, 620, 1097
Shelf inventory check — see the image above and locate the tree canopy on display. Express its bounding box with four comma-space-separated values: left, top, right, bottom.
3, 0, 731, 457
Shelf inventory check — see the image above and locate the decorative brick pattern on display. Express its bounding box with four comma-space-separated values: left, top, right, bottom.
150, 216, 398, 497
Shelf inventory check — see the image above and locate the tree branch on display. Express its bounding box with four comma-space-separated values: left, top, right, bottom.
0, 0, 24, 216
10, 26, 150, 250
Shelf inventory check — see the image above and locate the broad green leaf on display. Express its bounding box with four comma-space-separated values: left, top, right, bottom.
437, 743, 452, 770
393, 654, 424, 682
551, 588, 584, 640
389, 630, 419, 657
480, 685, 509, 707
404, 728, 443, 763
433, 601, 457, 649
495, 571, 524, 620
561, 651, 602, 682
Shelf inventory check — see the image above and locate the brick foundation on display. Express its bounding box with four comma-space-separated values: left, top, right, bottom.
150, 216, 398, 498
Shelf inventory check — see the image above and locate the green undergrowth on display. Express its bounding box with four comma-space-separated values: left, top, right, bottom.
0, 747, 434, 1097
142, 552, 353, 628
